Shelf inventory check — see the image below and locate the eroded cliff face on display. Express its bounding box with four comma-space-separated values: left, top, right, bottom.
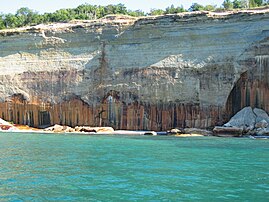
0, 11, 269, 130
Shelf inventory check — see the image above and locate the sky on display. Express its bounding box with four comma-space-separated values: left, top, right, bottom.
0, 0, 224, 14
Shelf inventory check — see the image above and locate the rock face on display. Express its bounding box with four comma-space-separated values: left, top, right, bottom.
213, 126, 243, 137
214, 106, 269, 136
44, 124, 75, 133
74, 126, 114, 133
0, 118, 18, 131
224, 106, 256, 130
0, 11, 269, 130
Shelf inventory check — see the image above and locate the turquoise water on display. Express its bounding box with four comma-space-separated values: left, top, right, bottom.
0, 133, 268, 201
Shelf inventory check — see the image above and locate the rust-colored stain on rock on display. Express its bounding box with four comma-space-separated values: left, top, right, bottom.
0, 11, 269, 129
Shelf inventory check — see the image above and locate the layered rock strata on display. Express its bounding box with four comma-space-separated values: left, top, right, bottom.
0, 10, 269, 130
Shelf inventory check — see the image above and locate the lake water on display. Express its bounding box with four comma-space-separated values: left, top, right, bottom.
0, 132, 268, 201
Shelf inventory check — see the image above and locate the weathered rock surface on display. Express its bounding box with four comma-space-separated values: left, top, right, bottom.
213, 126, 243, 137
0, 118, 18, 131
0, 10, 269, 130
167, 128, 182, 135
253, 108, 269, 124
214, 106, 269, 136
184, 128, 213, 136
167, 127, 212, 136
44, 124, 75, 132
224, 106, 256, 130
75, 126, 114, 133
255, 119, 268, 129
256, 127, 269, 136
144, 131, 158, 136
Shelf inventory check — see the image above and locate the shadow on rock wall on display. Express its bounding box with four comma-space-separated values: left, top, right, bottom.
226, 56, 269, 119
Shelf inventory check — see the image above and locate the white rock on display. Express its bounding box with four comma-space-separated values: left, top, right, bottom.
255, 119, 268, 129
224, 107, 256, 130
254, 108, 269, 124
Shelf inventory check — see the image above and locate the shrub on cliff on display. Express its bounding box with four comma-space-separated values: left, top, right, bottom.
149, 9, 164, 16
0, 1, 268, 30
165, 5, 186, 14
223, 0, 234, 10
222, 0, 267, 10
0, 15, 5, 29
188, 3, 205, 11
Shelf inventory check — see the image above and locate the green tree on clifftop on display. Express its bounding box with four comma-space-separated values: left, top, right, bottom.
222, 0, 266, 9
50, 9, 75, 22
232, 0, 248, 8
0, 14, 5, 29
3, 14, 19, 28
165, 5, 186, 14
74, 4, 98, 19
127, 9, 145, 17
149, 9, 164, 15
204, 5, 217, 11
16, 7, 35, 26
223, 0, 234, 9
188, 3, 205, 11
253, 0, 263, 6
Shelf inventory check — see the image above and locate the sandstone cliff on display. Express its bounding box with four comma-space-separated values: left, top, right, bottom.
0, 10, 269, 130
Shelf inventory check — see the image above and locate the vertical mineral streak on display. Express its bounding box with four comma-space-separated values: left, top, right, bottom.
225, 56, 269, 118
0, 11, 269, 129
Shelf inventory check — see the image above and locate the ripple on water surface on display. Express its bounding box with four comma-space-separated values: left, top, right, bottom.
0, 133, 268, 201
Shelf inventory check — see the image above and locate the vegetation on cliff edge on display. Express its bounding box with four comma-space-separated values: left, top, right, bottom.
0, 0, 268, 30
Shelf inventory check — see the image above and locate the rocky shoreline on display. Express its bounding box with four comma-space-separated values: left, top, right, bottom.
0, 117, 208, 137
0, 106, 268, 139
213, 107, 269, 138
